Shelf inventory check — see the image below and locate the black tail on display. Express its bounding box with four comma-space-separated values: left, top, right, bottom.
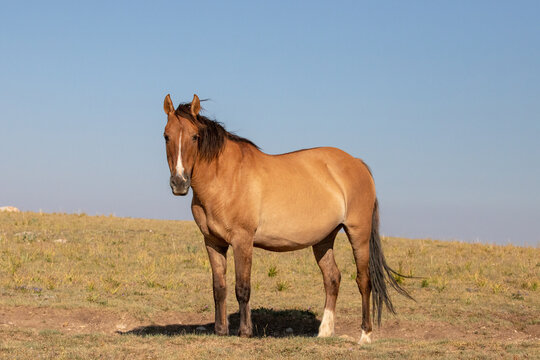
369, 198, 414, 326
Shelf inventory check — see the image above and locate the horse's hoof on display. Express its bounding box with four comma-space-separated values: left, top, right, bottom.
358, 330, 372, 345
238, 328, 253, 338
317, 329, 335, 337
214, 324, 229, 336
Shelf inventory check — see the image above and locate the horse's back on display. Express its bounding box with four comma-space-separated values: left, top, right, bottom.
271, 146, 375, 203
252, 147, 375, 250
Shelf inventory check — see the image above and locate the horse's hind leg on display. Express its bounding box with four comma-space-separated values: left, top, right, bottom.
312, 229, 341, 337
344, 224, 373, 345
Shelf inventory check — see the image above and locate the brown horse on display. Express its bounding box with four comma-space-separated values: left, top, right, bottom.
162, 94, 410, 344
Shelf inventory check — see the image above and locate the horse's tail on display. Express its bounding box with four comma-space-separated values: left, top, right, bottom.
369, 198, 414, 325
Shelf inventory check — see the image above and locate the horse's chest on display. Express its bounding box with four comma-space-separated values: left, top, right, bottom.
191, 201, 246, 242
191, 204, 218, 238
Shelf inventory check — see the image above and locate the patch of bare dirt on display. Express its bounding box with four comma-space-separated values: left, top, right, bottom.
1, 305, 538, 343
335, 315, 540, 343
0, 306, 140, 334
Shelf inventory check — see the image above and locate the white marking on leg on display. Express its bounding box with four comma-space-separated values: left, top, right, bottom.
358, 329, 372, 345
175, 131, 186, 180
318, 308, 335, 337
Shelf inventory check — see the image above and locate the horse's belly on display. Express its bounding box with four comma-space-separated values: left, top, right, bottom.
253, 232, 326, 252
253, 235, 311, 252
253, 181, 345, 251
253, 211, 342, 252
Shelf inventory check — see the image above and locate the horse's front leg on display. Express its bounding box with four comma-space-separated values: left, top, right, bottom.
205, 239, 229, 335
232, 238, 253, 337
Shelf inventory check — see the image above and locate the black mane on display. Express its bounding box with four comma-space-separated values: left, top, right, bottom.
175, 103, 259, 162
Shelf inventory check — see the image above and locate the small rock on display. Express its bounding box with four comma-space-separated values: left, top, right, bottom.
196, 326, 207, 331
53, 238, 67, 244
15, 231, 34, 237
116, 324, 127, 330
0, 206, 20, 213
285, 327, 293, 334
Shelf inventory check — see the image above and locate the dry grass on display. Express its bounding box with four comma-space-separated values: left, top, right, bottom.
0, 212, 539, 359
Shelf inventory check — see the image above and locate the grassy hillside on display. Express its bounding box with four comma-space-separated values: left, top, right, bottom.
0, 212, 538, 359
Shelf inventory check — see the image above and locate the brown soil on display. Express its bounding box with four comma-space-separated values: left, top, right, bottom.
1, 305, 538, 343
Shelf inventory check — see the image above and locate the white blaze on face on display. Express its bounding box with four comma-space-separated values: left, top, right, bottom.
175, 131, 186, 180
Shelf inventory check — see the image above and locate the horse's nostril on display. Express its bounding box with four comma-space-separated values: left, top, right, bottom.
170, 175, 185, 188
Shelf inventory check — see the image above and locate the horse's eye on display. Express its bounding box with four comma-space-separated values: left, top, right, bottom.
164, 134, 169, 142
192, 135, 199, 141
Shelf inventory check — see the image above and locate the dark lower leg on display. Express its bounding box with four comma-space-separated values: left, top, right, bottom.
233, 244, 253, 337
345, 226, 373, 344
205, 241, 229, 335
356, 261, 373, 334
313, 238, 340, 337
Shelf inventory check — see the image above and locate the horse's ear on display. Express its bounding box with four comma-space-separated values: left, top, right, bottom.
163, 94, 175, 115
191, 94, 201, 117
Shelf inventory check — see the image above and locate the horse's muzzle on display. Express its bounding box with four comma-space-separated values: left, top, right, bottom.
170, 173, 190, 196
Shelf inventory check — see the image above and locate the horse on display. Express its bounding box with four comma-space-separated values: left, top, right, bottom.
162, 94, 410, 344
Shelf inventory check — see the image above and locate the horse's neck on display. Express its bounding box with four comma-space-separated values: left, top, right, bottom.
190, 140, 248, 202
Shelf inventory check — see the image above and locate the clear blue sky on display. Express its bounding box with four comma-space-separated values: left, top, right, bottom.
1, 1, 538, 246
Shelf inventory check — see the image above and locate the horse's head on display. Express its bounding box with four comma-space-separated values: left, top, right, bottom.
163, 94, 201, 196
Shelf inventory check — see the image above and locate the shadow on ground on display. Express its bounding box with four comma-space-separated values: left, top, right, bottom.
119, 308, 320, 338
